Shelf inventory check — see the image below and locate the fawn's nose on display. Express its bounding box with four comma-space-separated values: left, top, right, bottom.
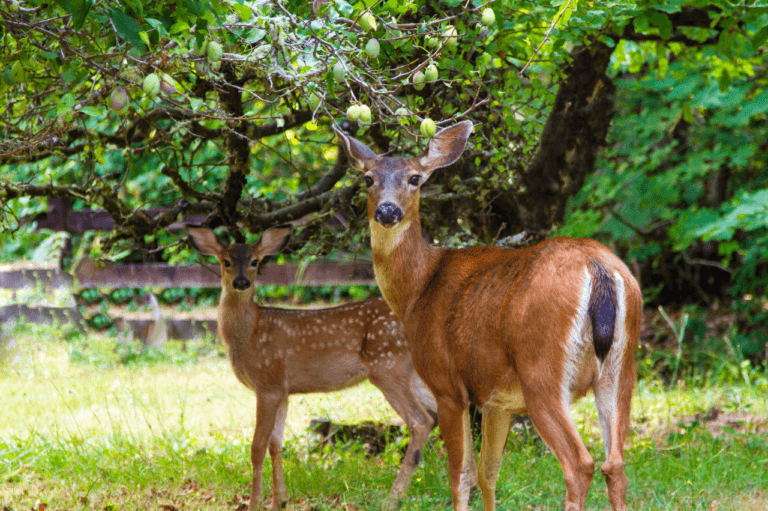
232, 276, 250, 290
374, 202, 404, 226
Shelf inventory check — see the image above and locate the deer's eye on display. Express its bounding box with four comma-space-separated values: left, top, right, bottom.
408, 175, 421, 186
250, 259, 259, 268
223, 260, 232, 268
364, 176, 374, 188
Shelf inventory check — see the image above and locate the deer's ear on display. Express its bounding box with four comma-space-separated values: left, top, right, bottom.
253, 225, 292, 259
186, 226, 225, 258
333, 123, 379, 171
417, 120, 474, 176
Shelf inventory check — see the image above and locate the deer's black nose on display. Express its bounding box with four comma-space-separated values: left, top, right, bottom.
374, 202, 403, 226
232, 276, 251, 290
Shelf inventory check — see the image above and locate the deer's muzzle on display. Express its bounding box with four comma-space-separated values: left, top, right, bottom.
232, 276, 251, 290
374, 202, 404, 227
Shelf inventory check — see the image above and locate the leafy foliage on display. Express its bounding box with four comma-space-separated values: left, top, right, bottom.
559, 2, 768, 355
2, 1, 766, 358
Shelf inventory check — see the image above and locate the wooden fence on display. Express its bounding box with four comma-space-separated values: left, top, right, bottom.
2, 197, 376, 341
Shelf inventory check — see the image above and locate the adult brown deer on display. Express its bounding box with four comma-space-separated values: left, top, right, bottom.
186, 225, 436, 511
334, 121, 642, 511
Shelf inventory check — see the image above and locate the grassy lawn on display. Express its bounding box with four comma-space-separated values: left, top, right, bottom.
1, 322, 767, 511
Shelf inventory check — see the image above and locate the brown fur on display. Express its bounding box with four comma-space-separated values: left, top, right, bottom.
186, 226, 436, 511
334, 121, 642, 511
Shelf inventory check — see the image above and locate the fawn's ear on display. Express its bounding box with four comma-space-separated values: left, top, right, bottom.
186, 226, 225, 258
253, 225, 292, 260
333, 123, 379, 171
417, 120, 474, 177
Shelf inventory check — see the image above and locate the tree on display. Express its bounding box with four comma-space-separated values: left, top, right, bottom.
1, 1, 765, 303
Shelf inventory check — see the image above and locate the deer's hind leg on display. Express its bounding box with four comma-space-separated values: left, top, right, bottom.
476, 406, 513, 511
519, 373, 595, 511
369, 358, 435, 505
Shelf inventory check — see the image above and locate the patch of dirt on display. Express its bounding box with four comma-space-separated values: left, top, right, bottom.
660, 406, 768, 440
709, 491, 768, 511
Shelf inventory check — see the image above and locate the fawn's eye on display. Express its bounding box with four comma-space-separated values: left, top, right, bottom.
364, 176, 374, 188
408, 175, 421, 186
223, 260, 232, 268
250, 259, 259, 268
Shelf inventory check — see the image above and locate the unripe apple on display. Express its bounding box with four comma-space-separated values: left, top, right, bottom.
346, 104, 361, 121
207, 41, 223, 62
420, 118, 437, 138
359, 12, 377, 32
412, 71, 425, 91
160, 74, 176, 95
365, 38, 380, 59
191, 38, 208, 57
424, 64, 438, 82
109, 86, 129, 113
481, 8, 496, 26
333, 61, 346, 82
11, 61, 25, 83
443, 25, 458, 47
425, 35, 439, 48
143, 73, 160, 97
358, 104, 372, 125
395, 107, 410, 125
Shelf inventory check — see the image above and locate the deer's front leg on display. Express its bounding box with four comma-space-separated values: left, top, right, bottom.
437, 401, 475, 511
249, 392, 284, 511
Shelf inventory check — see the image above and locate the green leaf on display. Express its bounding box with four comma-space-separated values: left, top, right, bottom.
752, 26, 768, 52
81, 106, 104, 117
169, 22, 190, 34
718, 69, 731, 93
649, 11, 672, 40
109, 8, 146, 50
145, 18, 169, 37
54, 0, 93, 30
232, 3, 252, 21
335, 0, 353, 16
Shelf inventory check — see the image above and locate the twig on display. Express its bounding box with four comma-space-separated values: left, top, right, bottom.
519, 0, 572, 76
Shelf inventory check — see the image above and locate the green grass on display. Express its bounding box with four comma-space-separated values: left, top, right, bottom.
1, 322, 767, 510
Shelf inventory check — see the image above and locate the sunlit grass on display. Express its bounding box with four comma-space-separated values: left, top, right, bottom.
1, 322, 767, 510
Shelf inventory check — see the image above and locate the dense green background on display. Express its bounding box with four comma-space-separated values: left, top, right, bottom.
1, 1, 767, 359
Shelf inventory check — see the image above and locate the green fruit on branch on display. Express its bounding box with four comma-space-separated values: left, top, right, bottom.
443, 26, 458, 47
346, 104, 361, 121
109, 86, 129, 113
191, 38, 208, 57
11, 61, 26, 83
207, 41, 223, 62
412, 71, 425, 91
333, 62, 346, 82
358, 104, 372, 125
143, 73, 160, 97
395, 107, 410, 125
359, 12, 377, 32
425, 35, 439, 48
420, 118, 437, 138
424, 64, 438, 82
160, 74, 176, 95
365, 38, 380, 59
481, 8, 496, 26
